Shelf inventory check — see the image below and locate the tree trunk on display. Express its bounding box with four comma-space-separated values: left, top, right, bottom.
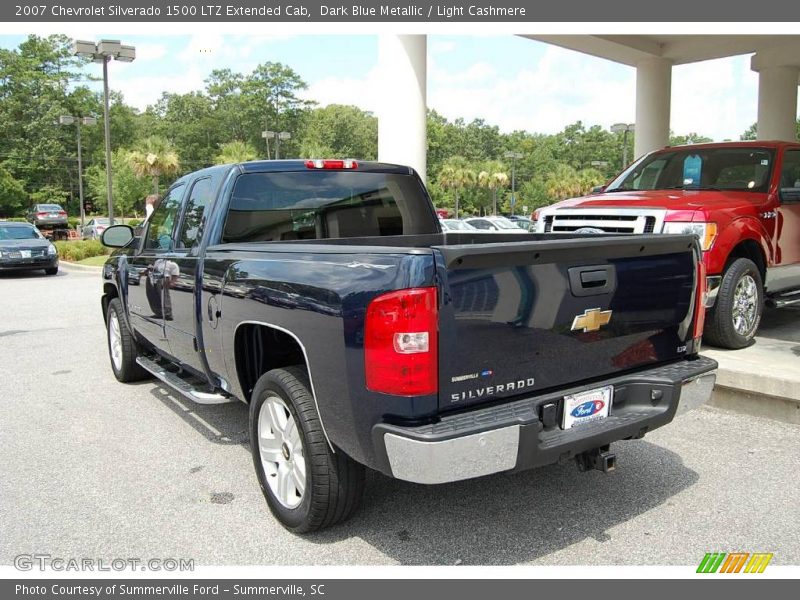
492, 189, 497, 215
152, 176, 159, 196
455, 192, 459, 219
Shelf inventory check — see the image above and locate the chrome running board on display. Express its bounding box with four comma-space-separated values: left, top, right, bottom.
136, 356, 235, 405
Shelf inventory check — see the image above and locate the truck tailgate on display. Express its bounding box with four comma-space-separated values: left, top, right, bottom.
433, 234, 700, 411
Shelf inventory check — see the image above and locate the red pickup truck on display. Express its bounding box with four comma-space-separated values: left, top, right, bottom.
534, 141, 800, 349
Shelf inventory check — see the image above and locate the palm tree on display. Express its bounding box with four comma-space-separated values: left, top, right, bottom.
127, 136, 181, 196
438, 157, 477, 218
478, 162, 510, 215
214, 140, 259, 165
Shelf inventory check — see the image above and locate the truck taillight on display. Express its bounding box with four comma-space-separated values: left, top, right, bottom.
692, 261, 707, 342
365, 287, 438, 396
305, 159, 358, 170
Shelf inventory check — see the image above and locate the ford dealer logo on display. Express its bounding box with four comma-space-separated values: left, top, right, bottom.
571, 400, 605, 418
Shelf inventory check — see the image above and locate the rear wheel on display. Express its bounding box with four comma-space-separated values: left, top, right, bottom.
249, 366, 365, 533
704, 258, 763, 349
106, 298, 149, 382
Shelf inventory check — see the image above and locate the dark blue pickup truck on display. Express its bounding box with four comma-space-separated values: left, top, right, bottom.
100, 159, 717, 532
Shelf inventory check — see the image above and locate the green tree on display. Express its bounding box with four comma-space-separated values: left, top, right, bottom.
85, 149, 151, 219
0, 164, 28, 216
477, 161, 509, 216
740, 120, 800, 141
127, 136, 181, 196
438, 157, 477, 218
214, 140, 259, 164
299, 104, 377, 159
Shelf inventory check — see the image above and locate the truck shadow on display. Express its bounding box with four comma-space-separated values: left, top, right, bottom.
148, 381, 698, 565
315, 441, 698, 565
148, 386, 250, 446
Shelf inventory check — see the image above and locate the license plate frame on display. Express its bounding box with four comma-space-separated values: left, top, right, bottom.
562, 385, 613, 429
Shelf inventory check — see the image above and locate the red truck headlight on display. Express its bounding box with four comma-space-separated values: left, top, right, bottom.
365, 287, 438, 396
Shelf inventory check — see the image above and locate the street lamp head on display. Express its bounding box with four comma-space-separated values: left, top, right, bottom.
58, 115, 75, 125
278, 132, 291, 141
503, 151, 523, 160
72, 40, 97, 58
97, 39, 122, 57
262, 130, 276, 139
116, 45, 136, 63
81, 116, 98, 126
611, 123, 635, 133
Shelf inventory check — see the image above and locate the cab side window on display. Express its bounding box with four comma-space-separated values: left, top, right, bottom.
177, 178, 213, 249
780, 150, 800, 202
144, 184, 185, 251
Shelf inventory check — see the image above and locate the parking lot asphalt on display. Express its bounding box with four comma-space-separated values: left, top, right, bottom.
1, 267, 799, 566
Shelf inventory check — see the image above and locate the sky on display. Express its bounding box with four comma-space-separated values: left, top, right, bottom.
0, 33, 775, 141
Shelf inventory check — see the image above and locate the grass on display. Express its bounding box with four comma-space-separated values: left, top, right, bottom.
75, 255, 109, 267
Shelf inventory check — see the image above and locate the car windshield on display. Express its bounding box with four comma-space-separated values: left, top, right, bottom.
0, 225, 41, 240
442, 219, 471, 230
38, 204, 63, 211
492, 217, 521, 229
605, 147, 775, 193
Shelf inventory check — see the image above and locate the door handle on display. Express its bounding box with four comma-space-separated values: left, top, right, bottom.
568, 265, 616, 297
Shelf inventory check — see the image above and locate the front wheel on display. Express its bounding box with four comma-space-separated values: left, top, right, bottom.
704, 258, 763, 349
106, 298, 149, 382
44, 267, 58, 275
249, 367, 365, 533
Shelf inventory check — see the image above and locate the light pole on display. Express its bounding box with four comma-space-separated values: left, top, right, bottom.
610, 123, 635, 168
58, 115, 97, 228
262, 130, 292, 159
503, 151, 523, 215
73, 40, 136, 225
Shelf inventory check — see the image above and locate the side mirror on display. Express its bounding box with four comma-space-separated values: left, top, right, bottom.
590, 185, 606, 194
101, 224, 134, 248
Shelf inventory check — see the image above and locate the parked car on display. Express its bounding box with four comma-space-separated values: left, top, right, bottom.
26, 204, 68, 229
99, 159, 715, 533
507, 215, 534, 230
439, 218, 477, 232
82, 217, 110, 240
0, 221, 59, 275
464, 215, 529, 232
533, 141, 800, 349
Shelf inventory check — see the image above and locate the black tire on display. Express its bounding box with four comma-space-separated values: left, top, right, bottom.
106, 297, 149, 382
249, 366, 365, 533
44, 267, 58, 275
704, 258, 764, 349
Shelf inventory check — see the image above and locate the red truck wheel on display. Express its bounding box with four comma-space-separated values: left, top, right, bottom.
704, 258, 763, 349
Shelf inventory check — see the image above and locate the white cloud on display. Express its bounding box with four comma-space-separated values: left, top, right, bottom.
301, 67, 382, 113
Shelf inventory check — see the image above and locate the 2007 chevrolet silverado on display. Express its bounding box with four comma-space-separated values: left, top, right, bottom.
99, 159, 717, 532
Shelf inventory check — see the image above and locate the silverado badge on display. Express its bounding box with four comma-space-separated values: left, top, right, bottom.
571, 308, 612, 333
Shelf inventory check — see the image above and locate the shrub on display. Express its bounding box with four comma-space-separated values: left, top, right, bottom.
53, 239, 110, 262
126, 219, 142, 228
67, 217, 80, 230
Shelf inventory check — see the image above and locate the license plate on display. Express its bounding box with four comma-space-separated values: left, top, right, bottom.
7, 251, 21, 259
49, 213, 58, 218
562, 385, 613, 429
20, 250, 31, 258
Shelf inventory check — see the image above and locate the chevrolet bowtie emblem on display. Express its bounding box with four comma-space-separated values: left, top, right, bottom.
571, 308, 612, 333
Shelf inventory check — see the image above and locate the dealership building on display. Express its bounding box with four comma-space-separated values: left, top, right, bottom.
378, 35, 800, 181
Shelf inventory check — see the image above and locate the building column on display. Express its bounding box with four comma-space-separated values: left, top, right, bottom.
634, 57, 672, 160
756, 66, 799, 141
378, 35, 427, 182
